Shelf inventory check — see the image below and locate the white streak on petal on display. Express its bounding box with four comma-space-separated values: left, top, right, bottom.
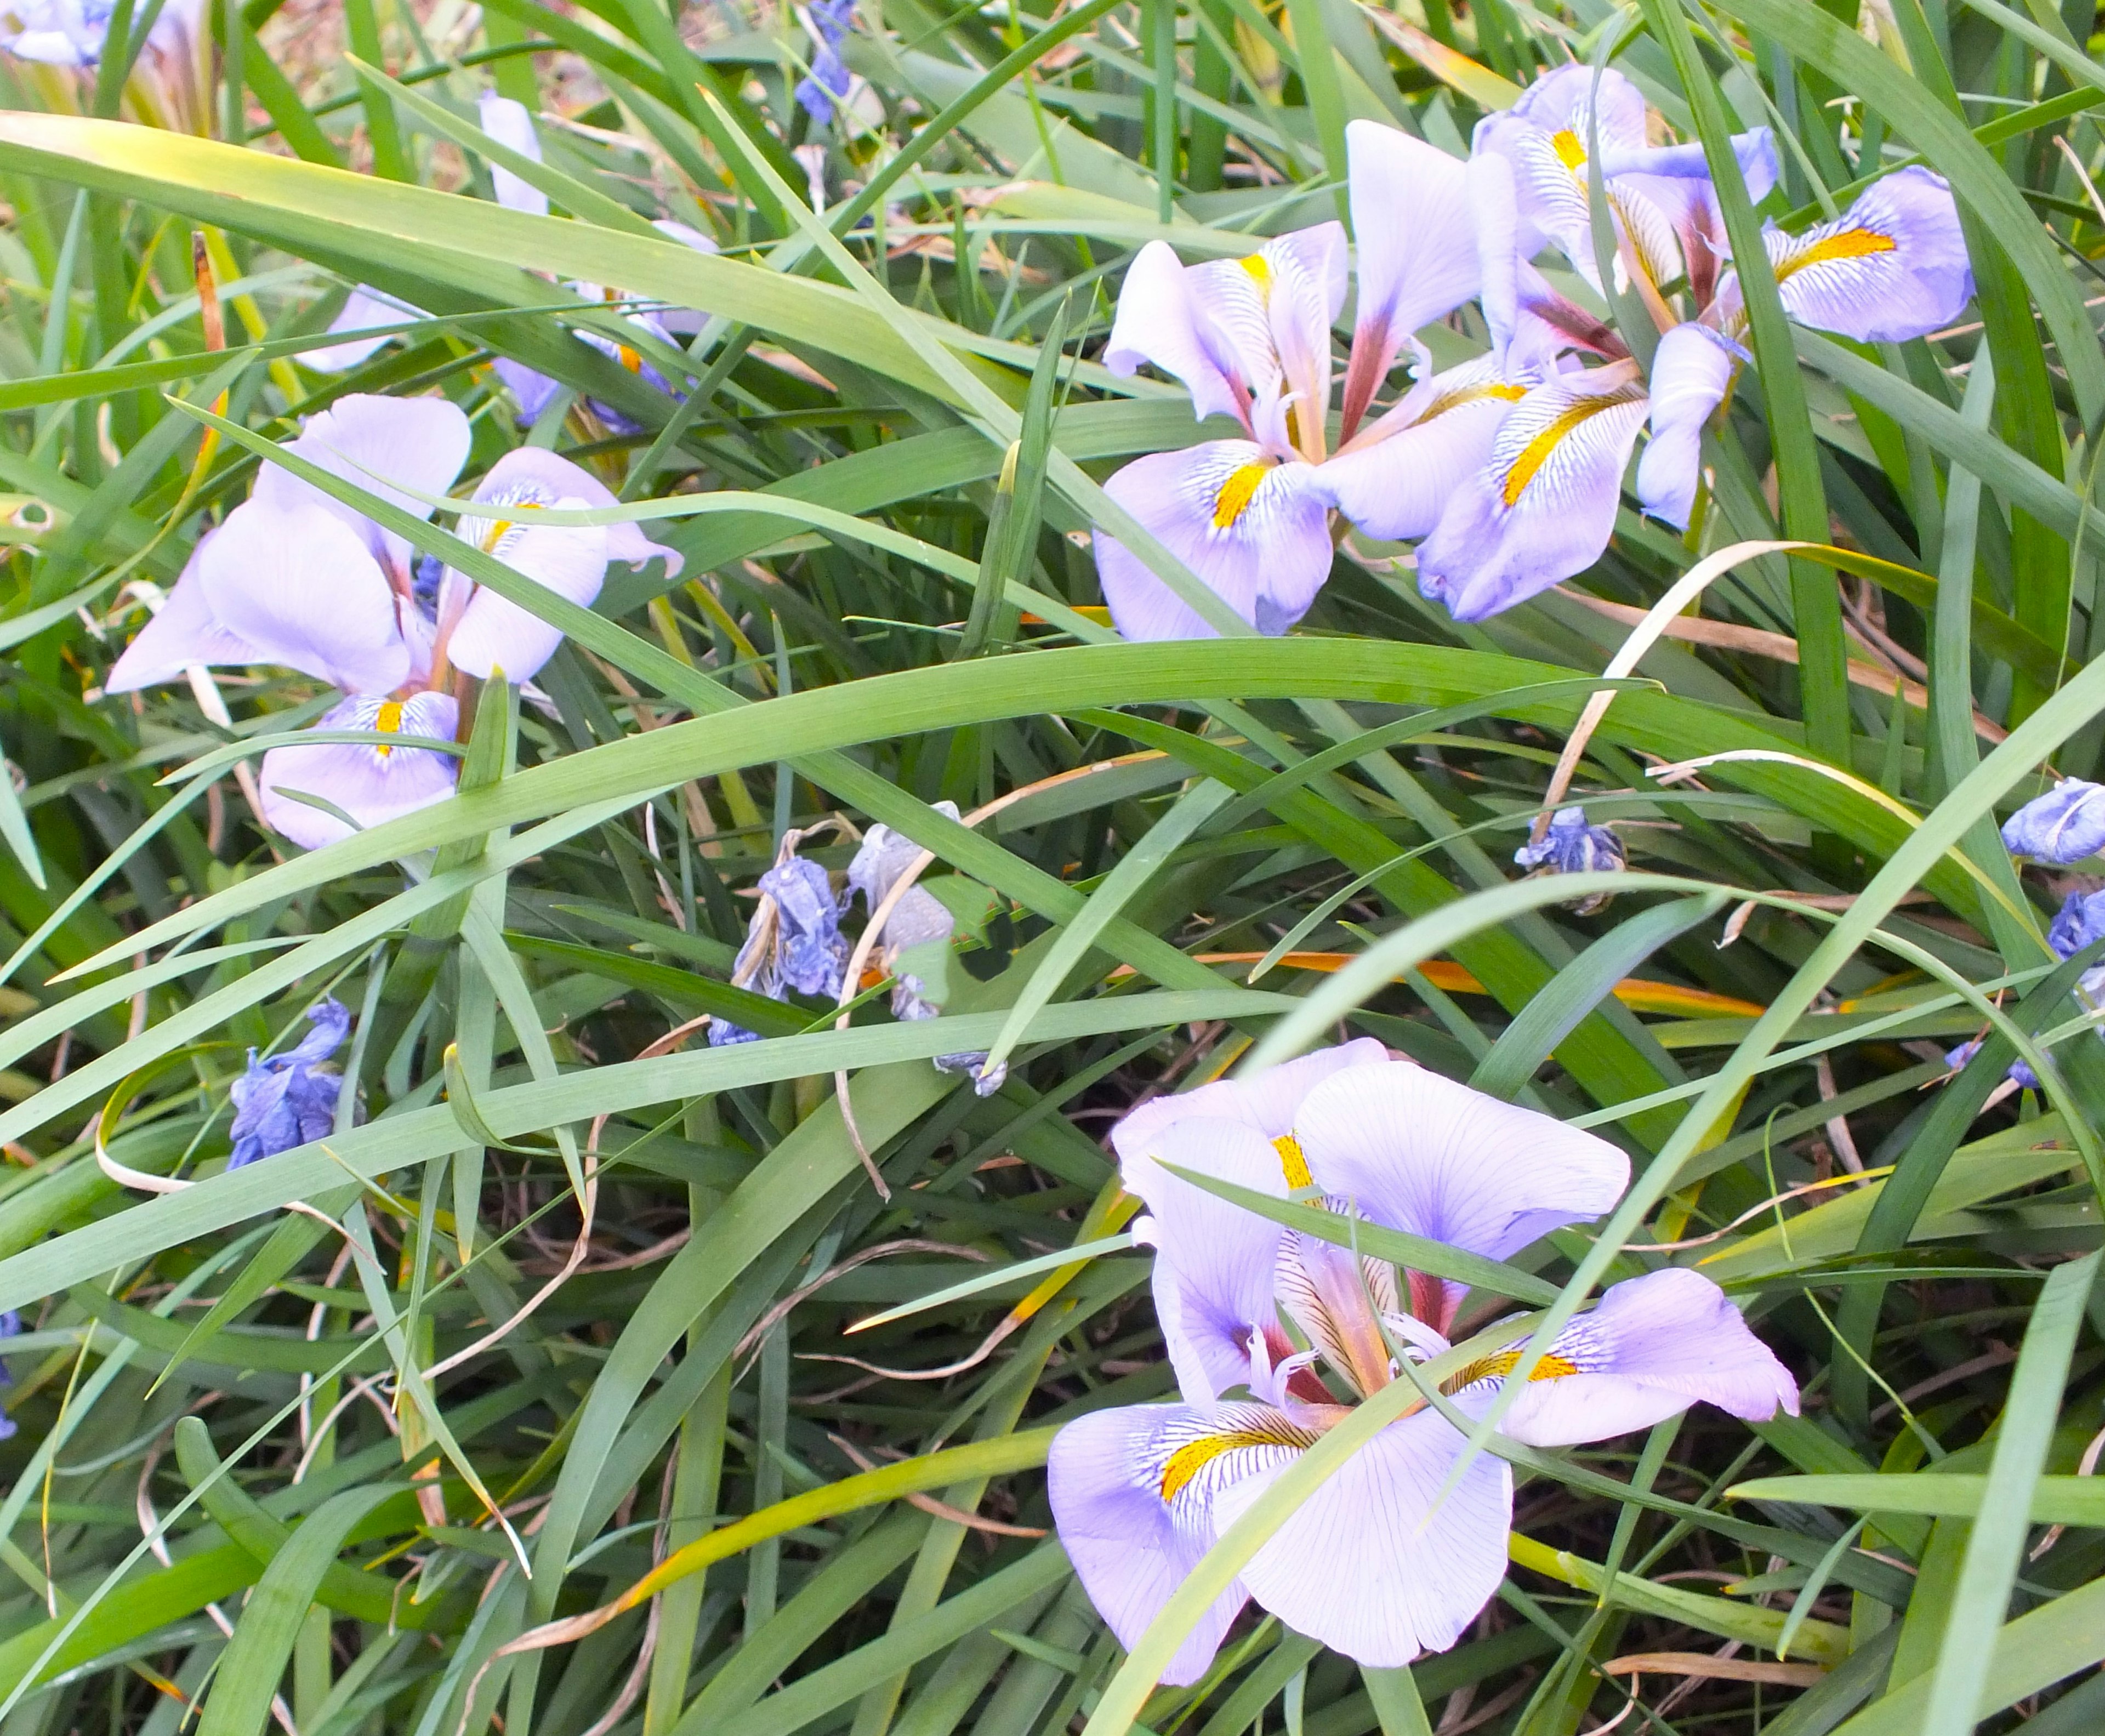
1322, 358, 1524, 543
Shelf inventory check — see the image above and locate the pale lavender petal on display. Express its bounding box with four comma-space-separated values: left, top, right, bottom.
1506, 63, 1648, 155
254, 393, 474, 579
1111, 1038, 1390, 1180
1104, 242, 1247, 428
1050, 1404, 1288, 1686
1124, 1118, 1292, 1403
304, 288, 424, 374
196, 502, 412, 695
1600, 129, 1779, 204
1095, 442, 1334, 641
1232, 223, 1347, 441
1219, 1407, 1511, 1666
260, 692, 461, 851
106, 532, 271, 692
470, 445, 681, 576
1323, 359, 1526, 543
479, 91, 549, 218
1765, 166, 1973, 343
1346, 123, 1478, 377
496, 357, 565, 425
1635, 322, 1741, 531
1460, 1267, 1800, 1447
1293, 1059, 1629, 1272
1415, 366, 1650, 622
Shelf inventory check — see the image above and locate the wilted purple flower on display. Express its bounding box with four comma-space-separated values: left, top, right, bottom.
2002, 779, 2105, 865
710, 853, 848, 1046
1944, 1037, 1983, 1073
1515, 806, 1626, 876
795, 0, 856, 122
2047, 890, 2105, 960
229, 999, 350, 1169
849, 806, 1006, 1094
1052, 1045, 1797, 1681
0, 1309, 19, 1442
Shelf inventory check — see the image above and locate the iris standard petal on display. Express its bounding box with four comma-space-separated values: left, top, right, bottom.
254, 393, 474, 579
1110, 1037, 1391, 1182
259, 692, 462, 851
1103, 241, 1247, 428
2002, 780, 2105, 863
304, 287, 426, 374
1345, 122, 1479, 410
106, 532, 274, 692
1415, 365, 1650, 622
1050, 1403, 1310, 1685
1451, 1267, 1800, 1447
1095, 442, 1334, 641
1635, 322, 1741, 531
195, 502, 413, 696
1507, 62, 1649, 156
1293, 1060, 1630, 1267
1323, 358, 1528, 543
1210, 223, 1346, 451
1764, 166, 1973, 343
478, 91, 549, 218
1127, 1118, 1295, 1402
485, 445, 681, 578
1218, 1406, 1512, 1666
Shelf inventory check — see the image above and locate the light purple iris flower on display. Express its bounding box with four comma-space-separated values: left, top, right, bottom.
1, 0, 198, 69
1051, 1044, 1798, 1681
106, 393, 678, 848
2003, 779, 2105, 864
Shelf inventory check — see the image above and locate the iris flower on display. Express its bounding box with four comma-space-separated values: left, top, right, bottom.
106, 392, 678, 847
711, 852, 850, 1047
229, 998, 350, 1168
1097, 72, 1972, 633
0, 0, 196, 69
795, 0, 857, 122
1050, 1042, 1797, 1681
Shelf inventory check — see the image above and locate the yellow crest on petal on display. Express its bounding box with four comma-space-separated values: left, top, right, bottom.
1500, 388, 1645, 510
1273, 1132, 1313, 1189
374, 699, 404, 759
1212, 461, 1272, 529
1551, 128, 1588, 172
1775, 226, 1897, 283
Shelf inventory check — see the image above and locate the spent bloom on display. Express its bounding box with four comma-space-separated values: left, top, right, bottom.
1095, 69, 1972, 634
849, 805, 1005, 1094
2002, 779, 2105, 866
1514, 806, 1626, 914
711, 845, 849, 1047
795, 0, 857, 122
106, 393, 678, 847
229, 999, 351, 1169
0, 1309, 19, 1442
1049, 1041, 1797, 1680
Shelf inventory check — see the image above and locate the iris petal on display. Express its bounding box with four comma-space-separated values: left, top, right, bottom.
1346, 122, 1480, 388
1636, 321, 1742, 531
1416, 366, 1650, 621
259, 692, 461, 851
1111, 1038, 1390, 1184
106, 530, 274, 692
1323, 357, 1527, 543
1761, 166, 1973, 343
1103, 241, 1249, 429
478, 91, 550, 218
1449, 1268, 1800, 1447
196, 501, 413, 696
1095, 441, 1334, 640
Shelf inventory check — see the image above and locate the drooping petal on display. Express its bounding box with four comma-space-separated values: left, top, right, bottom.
1448, 1267, 1800, 1447
1323, 358, 1528, 544
1345, 123, 1480, 429
1095, 442, 1334, 641
1218, 1406, 1512, 1666
1635, 321, 1741, 531
1415, 365, 1649, 622
1110, 1038, 1391, 1182
304, 287, 426, 374
1292, 1060, 1629, 1286
253, 393, 474, 580
2002, 780, 2105, 864
195, 502, 412, 695
106, 532, 274, 692
1763, 166, 1973, 343
478, 92, 549, 218
1051, 1403, 1312, 1685
259, 692, 462, 851
1127, 1119, 1294, 1403
2047, 889, 2105, 960
1103, 242, 1248, 429
287, 997, 352, 1067
446, 448, 655, 682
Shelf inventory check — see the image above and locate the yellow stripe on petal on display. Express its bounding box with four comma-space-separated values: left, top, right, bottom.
1441, 1348, 1581, 1393
1273, 1132, 1313, 1189
1159, 1422, 1311, 1502
1213, 461, 1273, 528
1239, 252, 1272, 294
1426, 379, 1529, 420
1551, 128, 1588, 172
1500, 389, 1645, 509
1774, 226, 1896, 283
374, 699, 404, 759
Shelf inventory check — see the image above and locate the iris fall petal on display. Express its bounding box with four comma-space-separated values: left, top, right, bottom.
259, 692, 462, 851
